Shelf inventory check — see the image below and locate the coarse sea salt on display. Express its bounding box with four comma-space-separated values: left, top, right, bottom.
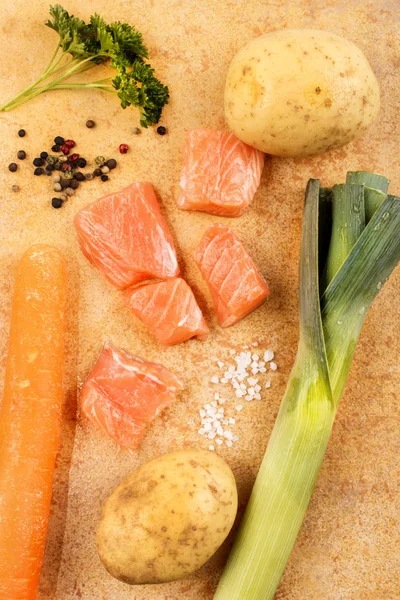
198, 344, 277, 450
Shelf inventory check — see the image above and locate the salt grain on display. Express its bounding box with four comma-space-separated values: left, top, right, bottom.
270, 362, 278, 371
209, 445, 215, 451
264, 349, 274, 362
210, 376, 219, 384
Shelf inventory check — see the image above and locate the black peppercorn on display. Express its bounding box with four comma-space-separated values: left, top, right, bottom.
34, 167, 44, 176
46, 164, 55, 172
70, 179, 79, 190
101, 174, 109, 182
157, 126, 167, 135
8, 163, 18, 172
74, 172, 85, 181
54, 136, 65, 145
52, 144, 61, 153
51, 197, 63, 209
61, 178, 71, 189
86, 119, 95, 128
17, 150, 26, 160
33, 157, 45, 167
18, 129, 26, 137
76, 157, 87, 168
106, 158, 117, 170
93, 168, 102, 177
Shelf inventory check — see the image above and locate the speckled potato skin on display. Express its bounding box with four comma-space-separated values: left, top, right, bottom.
225, 29, 380, 157
96, 449, 238, 585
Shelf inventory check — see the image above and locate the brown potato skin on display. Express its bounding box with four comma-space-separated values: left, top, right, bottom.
96, 449, 238, 584
225, 29, 380, 157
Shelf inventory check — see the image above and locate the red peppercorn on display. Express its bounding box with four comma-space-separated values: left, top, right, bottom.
69, 153, 80, 162
64, 139, 76, 148
60, 144, 70, 155
119, 143, 129, 154
61, 163, 71, 171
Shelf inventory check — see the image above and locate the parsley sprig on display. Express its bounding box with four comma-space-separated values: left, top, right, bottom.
0, 5, 169, 127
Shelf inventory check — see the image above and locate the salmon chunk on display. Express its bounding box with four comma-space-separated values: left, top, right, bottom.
177, 129, 264, 217
194, 224, 269, 327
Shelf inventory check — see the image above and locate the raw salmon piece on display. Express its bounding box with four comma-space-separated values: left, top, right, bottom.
80, 342, 183, 450
177, 129, 264, 217
194, 224, 269, 327
74, 182, 179, 290
123, 278, 209, 346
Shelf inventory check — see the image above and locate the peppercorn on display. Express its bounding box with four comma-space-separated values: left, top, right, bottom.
74, 172, 85, 182
12, 184, 20, 192
46, 155, 57, 165
61, 164, 71, 172
157, 126, 167, 135
105, 158, 117, 170
54, 136, 65, 146
40, 151, 48, 160
101, 174, 109, 182
70, 179, 79, 190
33, 157, 45, 167
34, 167, 44, 176
53, 174, 61, 183
64, 139, 75, 148
52, 144, 60, 152
85, 173, 94, 181
66, 187, 75, 197
58, 155, 68, 164
63, 170, 73, 179
53, 183, 62, 192
132, 127, 141, 135
17, 150, 26, 160
95, 155, 105, 166
69, 153, 80, 162
52, 197, 63, 209
54, 162, 61, 170
93, 168, 102, 177
8, 163, 18, 172
61, 179, 70, 189
45, 164, 55, 172
60, 194, 67, 202
101, 165, 110, 174
76, 157, 87, 168
86, 119, 95, 129
60, 144, 70, 155
119, 144, 129, 154
18, 129, 26, 138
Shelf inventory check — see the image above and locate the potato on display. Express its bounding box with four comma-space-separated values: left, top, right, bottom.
96, 449, 238, 584
225, 29, 380, 157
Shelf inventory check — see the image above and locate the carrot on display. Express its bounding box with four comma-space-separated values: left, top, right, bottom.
0, 245, 67, 600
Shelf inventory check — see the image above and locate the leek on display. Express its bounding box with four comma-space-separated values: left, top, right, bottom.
321, 183, 365, 288
214, 177, 400, 600
346, 171, 389, 222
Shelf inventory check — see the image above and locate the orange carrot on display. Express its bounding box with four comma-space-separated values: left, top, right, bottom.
0, 245, 67, 600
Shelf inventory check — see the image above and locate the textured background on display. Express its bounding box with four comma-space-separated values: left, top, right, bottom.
0, 0, 399, 598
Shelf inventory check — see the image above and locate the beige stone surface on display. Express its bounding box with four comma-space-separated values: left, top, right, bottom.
0, 0, 399, 598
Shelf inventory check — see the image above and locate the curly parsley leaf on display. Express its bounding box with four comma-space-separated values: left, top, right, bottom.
6, 4, 169, 125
